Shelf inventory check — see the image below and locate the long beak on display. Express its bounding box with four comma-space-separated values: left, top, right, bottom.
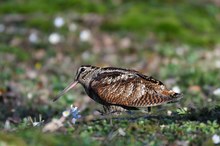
52, 81, 78, 102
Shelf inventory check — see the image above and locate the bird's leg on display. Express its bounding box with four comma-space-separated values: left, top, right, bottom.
103, 105, 111, 114
148, 107, 151, 113
96, 106, 110, 115
140, 107, 152, 114
99, 105, 127, 115
101, 105, 113, 125
95, 105, 127, 125
109, 105, 127, 115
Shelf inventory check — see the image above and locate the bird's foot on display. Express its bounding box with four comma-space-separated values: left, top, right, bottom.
140, 107, 152, 114
97, 105, 127, 116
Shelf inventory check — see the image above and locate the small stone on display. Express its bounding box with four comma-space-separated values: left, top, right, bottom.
4, 120, 11, 130
213, 88, 220, 96
172, 86, 181, 93
29, 32, 38, 43
119, 37, 131, 49
34, 49, 46, 60
42, 118, 64, 132
160, 124, 165, 128
33, 122, 40, 127
54, 16, 65, 28
183, 107, 188, 111
212, 134, 220, 144
118, 128, 126, 136
27, 70, 37, 79
80, 29, 91, 42
27, 93, 33, 99
48, 33, 61, 44
215, 60, 220, 68
69, 23, 77, 32
167, 110, 172, 116
0, 24, 5, 32
189, 85, 201, 92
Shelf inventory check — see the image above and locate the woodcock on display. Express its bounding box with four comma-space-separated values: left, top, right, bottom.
53, 65, 183, 112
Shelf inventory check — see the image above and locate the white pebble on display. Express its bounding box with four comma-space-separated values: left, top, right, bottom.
213, 88, 220, 96
27, 70, 37, 79
27, 93, 33, 99
212, 134, 220, 144
160, 124, 165, 128
167, 110, 172, 116
118, 128, 126, 136
0, 24, 5, 32
183, 107, 188, 111
4, 120, 11, 130
80, 29, 91, 42
69, 23, 77, 32
48, 33, 61, 44
29, 32, 39, 43
33, 122, 40, 127
208, 98, 212, 102
215, 60, 220, 69
54, 16, 65, 28
172, 86, 181, 93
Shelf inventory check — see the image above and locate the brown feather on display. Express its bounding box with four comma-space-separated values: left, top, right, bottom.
54, 65, 183, 112
90, 69, 181, 108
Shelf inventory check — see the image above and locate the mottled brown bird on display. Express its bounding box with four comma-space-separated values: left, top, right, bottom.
53, 65, 183, 113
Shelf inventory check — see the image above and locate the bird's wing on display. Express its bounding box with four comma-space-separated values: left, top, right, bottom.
90, 71, 181, 107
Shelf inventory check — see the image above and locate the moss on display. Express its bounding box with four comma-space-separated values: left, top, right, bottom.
0, 45, 30, 61
0, 132, 27, 146
101, 1, 220, 46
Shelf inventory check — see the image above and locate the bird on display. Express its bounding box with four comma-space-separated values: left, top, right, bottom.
53, 65, 183, 113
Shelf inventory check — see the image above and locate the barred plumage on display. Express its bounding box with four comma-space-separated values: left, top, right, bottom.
53, 65, 183, 112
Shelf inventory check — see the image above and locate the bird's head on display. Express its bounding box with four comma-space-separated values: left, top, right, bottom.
74, 65, 99, 84
53, 65, 99, 102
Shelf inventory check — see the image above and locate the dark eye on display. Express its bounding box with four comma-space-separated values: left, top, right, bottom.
80, 68, 85, 73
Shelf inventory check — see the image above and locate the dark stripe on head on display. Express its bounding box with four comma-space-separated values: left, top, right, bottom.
80, 65, 98, 69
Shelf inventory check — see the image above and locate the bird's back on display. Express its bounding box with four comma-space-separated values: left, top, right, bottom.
89, 67, 182, 108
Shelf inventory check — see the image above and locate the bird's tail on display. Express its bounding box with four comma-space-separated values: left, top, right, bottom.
168, 91, 183, 103
161, 90, 183, 103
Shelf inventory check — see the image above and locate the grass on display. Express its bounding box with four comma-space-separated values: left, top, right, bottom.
1, 0, 220, 45
101, 1, 220, 46
1, 0, 220, 145
1, 106, 220, 146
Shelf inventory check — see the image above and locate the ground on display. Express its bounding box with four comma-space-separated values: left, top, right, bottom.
0, 0, 220, 146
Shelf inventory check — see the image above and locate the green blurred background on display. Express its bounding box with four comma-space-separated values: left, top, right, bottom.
0, 0, 220, 145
